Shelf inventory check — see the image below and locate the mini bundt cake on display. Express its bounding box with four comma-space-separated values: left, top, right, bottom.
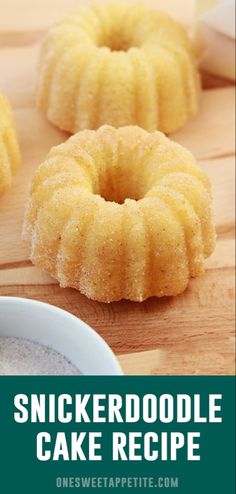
24, 125, 216, 303
36, 2, 200, 134
0, 93, 20, 197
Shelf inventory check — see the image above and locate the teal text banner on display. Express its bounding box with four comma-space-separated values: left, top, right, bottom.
0, 376, 235, 494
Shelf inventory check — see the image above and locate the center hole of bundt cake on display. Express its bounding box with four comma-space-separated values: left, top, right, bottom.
94, 6, 138, 52
99, 169, 144, 204
98, 35, 132, 51
97, 20, 134, 52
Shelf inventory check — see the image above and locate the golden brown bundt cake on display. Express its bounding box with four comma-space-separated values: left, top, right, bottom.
36, 2, 200, 134
0, 93, 20, 197
24, 125, 216, 303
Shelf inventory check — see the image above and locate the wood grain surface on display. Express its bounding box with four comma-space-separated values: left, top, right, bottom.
0, 0, 235, 375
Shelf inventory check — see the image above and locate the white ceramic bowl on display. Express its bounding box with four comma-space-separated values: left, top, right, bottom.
0, 297, 122, 375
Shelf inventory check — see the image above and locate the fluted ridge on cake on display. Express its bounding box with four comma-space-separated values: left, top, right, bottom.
0, 93, 20, 197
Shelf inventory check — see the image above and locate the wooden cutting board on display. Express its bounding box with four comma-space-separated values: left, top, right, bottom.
0, 0, 235, 375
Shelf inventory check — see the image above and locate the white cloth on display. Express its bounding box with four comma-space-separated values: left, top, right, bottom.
196, 0, 235, 80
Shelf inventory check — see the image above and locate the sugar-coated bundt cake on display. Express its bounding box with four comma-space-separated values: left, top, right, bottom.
0, 93, 20, 197
36, 2, 200, 134
24, 125, 216, 303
